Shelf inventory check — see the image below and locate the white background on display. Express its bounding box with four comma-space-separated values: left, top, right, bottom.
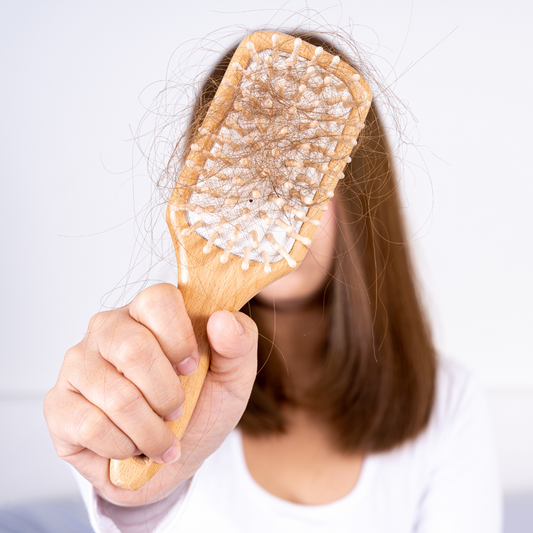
0, 0, 532, 505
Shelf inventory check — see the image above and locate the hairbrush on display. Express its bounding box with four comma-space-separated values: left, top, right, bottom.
110, 30, 372, 490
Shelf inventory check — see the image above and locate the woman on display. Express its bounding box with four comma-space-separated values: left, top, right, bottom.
44, 32, 501, 532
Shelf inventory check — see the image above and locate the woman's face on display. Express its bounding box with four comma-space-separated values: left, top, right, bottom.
256, 200, 338, 305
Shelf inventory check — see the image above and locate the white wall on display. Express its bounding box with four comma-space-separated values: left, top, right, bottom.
1, 0, 531, 503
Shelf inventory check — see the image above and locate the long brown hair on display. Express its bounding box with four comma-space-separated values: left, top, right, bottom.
188, 32, 437, 454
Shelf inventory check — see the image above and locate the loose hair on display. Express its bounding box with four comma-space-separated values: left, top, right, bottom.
187, 32, 437, 454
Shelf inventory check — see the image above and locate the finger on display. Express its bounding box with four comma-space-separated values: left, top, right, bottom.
206, 311, 258, 399
66, 349, 181, 464
52, 443, 150, 506
45, 387, 137, 461
89, 309, 186, 420
45, 386, 184, 507
129, 284, 200, 376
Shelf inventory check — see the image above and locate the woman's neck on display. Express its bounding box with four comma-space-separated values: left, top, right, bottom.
250, 293, 329, 399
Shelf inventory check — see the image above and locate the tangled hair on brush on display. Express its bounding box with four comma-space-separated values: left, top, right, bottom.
171, 30, 437, 454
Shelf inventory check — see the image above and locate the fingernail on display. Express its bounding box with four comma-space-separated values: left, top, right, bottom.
133, 448, 142, 456
164, 404, 184, 421
174, 355, 199, 376
161, 440, 181, 464
232, 315, 244, 336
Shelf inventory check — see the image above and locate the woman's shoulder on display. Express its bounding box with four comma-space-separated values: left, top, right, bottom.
430, 356, 491, 439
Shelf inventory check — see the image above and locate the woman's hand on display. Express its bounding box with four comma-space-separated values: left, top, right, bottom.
44, 283, 258, 506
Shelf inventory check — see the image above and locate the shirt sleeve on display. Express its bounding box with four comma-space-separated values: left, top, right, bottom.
74, 468, 193, 533
414, 361, 503, 533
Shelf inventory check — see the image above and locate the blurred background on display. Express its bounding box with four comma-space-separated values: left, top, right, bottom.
1, 0, 531, 531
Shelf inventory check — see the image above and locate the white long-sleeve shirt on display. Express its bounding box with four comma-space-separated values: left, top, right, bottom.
76, 359, 502, 532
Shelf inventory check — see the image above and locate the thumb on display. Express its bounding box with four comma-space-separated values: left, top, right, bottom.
206, 310, 258, 383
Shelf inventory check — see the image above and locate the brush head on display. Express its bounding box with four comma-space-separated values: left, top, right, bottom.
167, 31, 372, 282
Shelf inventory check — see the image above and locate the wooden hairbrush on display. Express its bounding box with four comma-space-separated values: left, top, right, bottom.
109, 30, 372, 490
